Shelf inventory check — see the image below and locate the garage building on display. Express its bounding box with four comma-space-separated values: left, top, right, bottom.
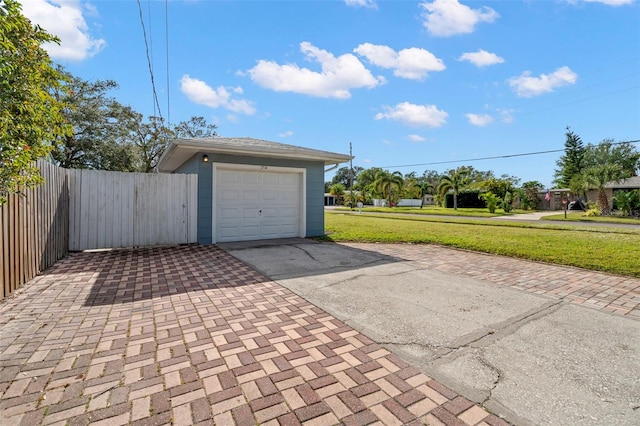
157, 137, 352, 244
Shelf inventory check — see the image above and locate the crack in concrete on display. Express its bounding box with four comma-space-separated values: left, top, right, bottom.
293, 245, 318, 261
476, 347, 504, 405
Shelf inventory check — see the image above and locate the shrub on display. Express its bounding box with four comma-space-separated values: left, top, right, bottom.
480, 191, 500, 213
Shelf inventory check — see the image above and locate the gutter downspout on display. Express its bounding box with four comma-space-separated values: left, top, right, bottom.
324, 163, 340, 173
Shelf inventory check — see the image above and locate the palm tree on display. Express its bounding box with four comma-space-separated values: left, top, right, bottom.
419, 182, 434, 209
373, 170, 403, 207
437, 167, 470, 210
582, 164, 623, 215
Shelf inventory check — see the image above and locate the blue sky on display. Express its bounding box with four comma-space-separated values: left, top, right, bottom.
22, 0, 640, 187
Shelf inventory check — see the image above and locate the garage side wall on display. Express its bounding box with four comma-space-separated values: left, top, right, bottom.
176, 153, 326, 244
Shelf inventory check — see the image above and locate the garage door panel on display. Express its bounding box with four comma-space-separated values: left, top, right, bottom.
219, 189, 239, 202
262, 190, 279, 201
242, 172, 260, 184
216, 167, 302, 242
219, 207, 241, 219
281, 174, 298, 185
242, 190, 260, 201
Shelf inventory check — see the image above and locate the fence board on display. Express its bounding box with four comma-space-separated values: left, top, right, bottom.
0, 161, 69, 300
69, 169, 197, 251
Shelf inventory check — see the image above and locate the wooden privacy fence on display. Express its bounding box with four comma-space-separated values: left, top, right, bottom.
1, 162, 198, 300
1, 161, 69, 300
68, 169, 198, 251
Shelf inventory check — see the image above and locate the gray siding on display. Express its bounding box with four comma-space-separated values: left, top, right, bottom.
174, 153, 328, 244
176, 154, 213, 244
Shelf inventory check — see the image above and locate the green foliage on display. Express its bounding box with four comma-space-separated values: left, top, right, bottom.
330, 166, 363, 189
520, 181, 543, 210
173, 116, 217, 139
613, 190, 639, 217
52, 72, 141, 171
437, 167, 470, 210
0, 0, 71, 203
480, 191, 500, 213
502, 192, 513, 212
554, 127, 585, 188
132, 115, 173, 173
585, 205, 601, 217
582, 139, 640, 177
372, 170, 403, 207
329, 183, 345, 196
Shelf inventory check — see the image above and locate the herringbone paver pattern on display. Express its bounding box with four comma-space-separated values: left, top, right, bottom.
342, 243, 640, 319
0, 246, 507, 425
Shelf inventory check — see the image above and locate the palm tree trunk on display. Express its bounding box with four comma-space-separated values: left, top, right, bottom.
598, 189, 610, 216
453, 193, 458, 210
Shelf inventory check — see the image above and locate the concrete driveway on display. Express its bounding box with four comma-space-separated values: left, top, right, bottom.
222, 239, 640, 426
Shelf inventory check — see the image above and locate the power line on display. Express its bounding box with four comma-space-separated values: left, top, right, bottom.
136, 0, 163, 120
165, 0, 170, 126
378, 139, 640, 170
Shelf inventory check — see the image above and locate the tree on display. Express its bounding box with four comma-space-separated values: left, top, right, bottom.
582, 164, 622, 216
0, 0, 71, 203
437, 167, 470, 210
330, 166, 363, 188
579, 140, 640, 215
173, 116, 217, 139
520, 181, 543, 210
132, 116, 174, 173
52, 72, 140, 171
372, 170, 403, 207
582, 139, 639, 177
554, 127, 585, 188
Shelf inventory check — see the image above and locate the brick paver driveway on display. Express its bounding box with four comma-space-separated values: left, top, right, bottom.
0, 246, 506, 426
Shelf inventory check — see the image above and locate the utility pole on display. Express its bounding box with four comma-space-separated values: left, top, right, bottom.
349, 142, 354, 210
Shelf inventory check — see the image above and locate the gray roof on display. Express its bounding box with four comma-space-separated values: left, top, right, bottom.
604, 175, 640, 189
157, 137, 353, 172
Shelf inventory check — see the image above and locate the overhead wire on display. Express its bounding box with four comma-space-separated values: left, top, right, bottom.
378, 139, 640, 170
136, 0, 163, 121
165, 0, 170, 126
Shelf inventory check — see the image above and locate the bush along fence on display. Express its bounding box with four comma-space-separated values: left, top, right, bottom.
1, 161, 69, 300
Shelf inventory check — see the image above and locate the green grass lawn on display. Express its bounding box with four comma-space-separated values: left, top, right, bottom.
542, 212, 640, 224
321, 212, 640, 277
333, 205, 520, 217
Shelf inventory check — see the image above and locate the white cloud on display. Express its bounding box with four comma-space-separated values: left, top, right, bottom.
459, 49, 504, 67
180, 75, 256, 115
508, 66, 578, 97
375, 102, 448, 127
420, 0, 499, 37
21, 0, 106, 61
278, 131, 294, 138
407, 134, 427, 142
247, 42, 384, 99
344, 0, 378, 9
354, 43, 445, 80
466, 113, 494, 126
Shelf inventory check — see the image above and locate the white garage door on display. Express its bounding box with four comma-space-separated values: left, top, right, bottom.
215, 166, 303, 242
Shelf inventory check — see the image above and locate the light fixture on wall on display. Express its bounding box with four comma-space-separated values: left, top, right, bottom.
202, 154, 209, 162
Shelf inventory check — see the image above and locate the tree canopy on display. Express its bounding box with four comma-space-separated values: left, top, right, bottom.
0, 0, 71, 203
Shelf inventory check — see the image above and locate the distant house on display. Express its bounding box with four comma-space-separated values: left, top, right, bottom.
537, 188, 573, 210
324, 193, 337, 206
587, 176, 640, 210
